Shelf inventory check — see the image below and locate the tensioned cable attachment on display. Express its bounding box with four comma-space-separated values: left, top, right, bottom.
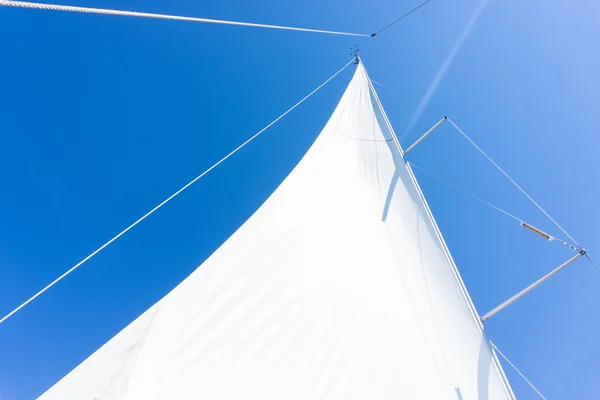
521, 222, 551, 240
0, 58, 356, 326
0, 0, 370, 37
520, 222, 579, 251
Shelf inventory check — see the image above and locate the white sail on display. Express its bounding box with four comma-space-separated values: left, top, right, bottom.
39, 63, 514, 400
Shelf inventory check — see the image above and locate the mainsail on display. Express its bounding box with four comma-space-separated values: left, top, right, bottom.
39, 63, 514, 399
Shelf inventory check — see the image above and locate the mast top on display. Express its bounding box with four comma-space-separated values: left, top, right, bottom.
350, 46, 360, 64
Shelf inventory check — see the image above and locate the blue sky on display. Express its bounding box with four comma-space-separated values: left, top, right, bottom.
1, 0, 599, 398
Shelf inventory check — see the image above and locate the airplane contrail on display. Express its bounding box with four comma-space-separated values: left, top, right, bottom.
402, 0, 489, 142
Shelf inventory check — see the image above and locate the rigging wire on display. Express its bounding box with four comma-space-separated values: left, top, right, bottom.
371, 0, 432, 36
490, 341, 547, 400
370, 79, 397, 94
408, 162, 579, 251
585, 255, 600, 274
0, 58, 356, 326
1, 0, 434, 38
447, 118, 600, 274
446, 118, 584, 250
409, 162, 524, 223
361, 73, 593, 269
0, 0, 370, 37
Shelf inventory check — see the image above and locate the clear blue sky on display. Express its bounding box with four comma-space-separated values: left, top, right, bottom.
1, 0, 599, 398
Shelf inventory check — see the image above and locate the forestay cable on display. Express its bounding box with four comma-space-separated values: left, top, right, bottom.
0, 58, 355, 326
447, 118, 584, 250
490, 341, 547, 400
0, 0, 370, 37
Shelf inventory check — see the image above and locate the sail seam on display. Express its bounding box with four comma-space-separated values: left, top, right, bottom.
381, 223, 456, 400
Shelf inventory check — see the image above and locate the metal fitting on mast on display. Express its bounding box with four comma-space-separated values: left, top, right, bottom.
350, 46, 360, 64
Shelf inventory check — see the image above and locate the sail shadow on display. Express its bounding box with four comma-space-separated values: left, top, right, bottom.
477, 334, 492, 400
368, 77, 423, 222
382, 168, 400, 221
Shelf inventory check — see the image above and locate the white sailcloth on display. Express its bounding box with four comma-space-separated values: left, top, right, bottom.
39, 63, 514, 400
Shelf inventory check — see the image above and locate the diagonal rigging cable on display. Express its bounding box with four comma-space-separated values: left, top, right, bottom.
446, 118, 584, 250
371, 76, 585, 255
447, 118, 600, 274
370, 79, 397, 94
0, 58, 356, 326
365, 71, 594, 271
409, 162, 526, 223
585, 254, 600, 274
371, 0, 432, 36
490, 341, 547, 400
408, 162, 579, 251
0, 0, 370, 37
1, 0, 433, 38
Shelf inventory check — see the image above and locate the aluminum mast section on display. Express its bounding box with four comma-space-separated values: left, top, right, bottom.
403, 116, 447, 156
481, 250, 586, 322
